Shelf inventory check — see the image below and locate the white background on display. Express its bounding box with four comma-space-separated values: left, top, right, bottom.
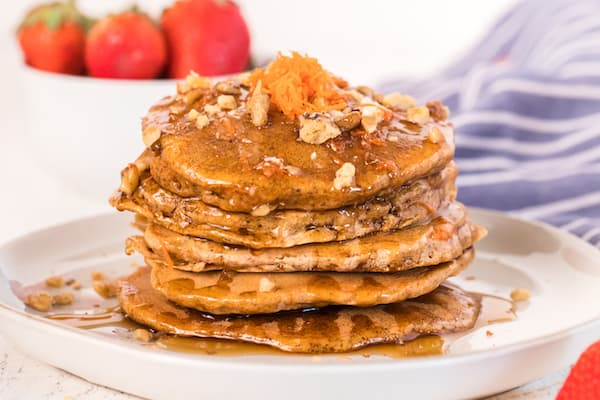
0, 1, 567, 398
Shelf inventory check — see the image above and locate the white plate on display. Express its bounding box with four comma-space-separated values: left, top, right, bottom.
0, 209, 599, 400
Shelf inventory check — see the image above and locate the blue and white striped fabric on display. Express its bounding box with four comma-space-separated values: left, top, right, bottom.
381, 0, 600, 247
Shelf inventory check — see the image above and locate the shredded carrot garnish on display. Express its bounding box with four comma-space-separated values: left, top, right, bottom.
249, 52, 348, 119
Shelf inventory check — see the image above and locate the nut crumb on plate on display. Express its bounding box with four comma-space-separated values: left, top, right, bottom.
53, 291, 74, 306
45, 275, 64, 288
93, 281, 117, 299
26, 292, 52, 312
91, 271, 105, 281
510, 288, 531, 302
486, 330, 494, 337
133, 328, 153, 342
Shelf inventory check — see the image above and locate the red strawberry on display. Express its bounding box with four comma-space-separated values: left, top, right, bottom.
17, 1, 89, 75
85, 11, 167, 79
161, 0, 250, 78
557, 340, 600, 399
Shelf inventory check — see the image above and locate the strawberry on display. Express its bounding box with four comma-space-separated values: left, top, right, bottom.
85, 11, 167, 79
17, 0, 90, 75
557, 340, 600, 399
161, 0, 250, 78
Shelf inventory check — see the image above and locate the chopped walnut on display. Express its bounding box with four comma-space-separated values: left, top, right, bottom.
133, 328, 153, 343
186, 109, 200, 121
382, 93, 415, 109
333, 162, 356, 190
142, 124, 161, 147
334, 110, 361, 131
407, 106, 431, 124
217, 95, 237, 110
299, 113, 341, 144
180, 71, 211, 92
26, 292, 52, 312
119, 163, 140, 196
204, 104, 221, 115
259, 277, 275, 292
510, 288, 531, 302
53, 292, 74, 306
91, 271, 105, 281
248, 81, 270, 127
237, 71, 252, 87
196, 114, 210, 129
93, 281, 117, 299
486, 330, 494, 337
70, 280, 82, 290
45, 276, 64, 288
361, 105, 385, 134
215, 81, 241, 95
427, 127, 445, 144
426, 100, 450, 121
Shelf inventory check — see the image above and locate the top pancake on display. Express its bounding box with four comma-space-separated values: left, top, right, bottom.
139, 54, 455, 213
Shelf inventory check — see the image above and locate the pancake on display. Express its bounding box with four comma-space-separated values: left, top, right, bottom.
143, 62, 455, 213
148, 248, 474, 315
119, 267, 481, 353
111, 162, 457, 249
130, 202, 485, 273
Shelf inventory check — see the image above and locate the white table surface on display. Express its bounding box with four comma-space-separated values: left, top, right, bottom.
0, 1, 576, 397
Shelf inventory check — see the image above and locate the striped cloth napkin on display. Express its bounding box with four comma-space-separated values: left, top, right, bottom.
381, 0, 600, 247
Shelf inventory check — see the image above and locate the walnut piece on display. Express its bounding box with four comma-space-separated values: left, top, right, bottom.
91, 271, 105, 281
334, 110, 361, 131
215, 81, 241, 95
53, 292, 74, 306
181, 71, 211, 92
26, 292, 52, 312
133, 328, 153, 342
217, 95, 237, 110
407, 106, 431, 124
510, 288, 531, 302
248, 81, 270, 127
361, 106, 384, 134
427, 127, 445, 144
186, 109, 200, 121
196, 114, 210, 129
45, 276, 64, 288
333, 162, 356, 190
142, 124, 161, 147
119, 164, 140, 196
426, 100, 450, 121
93, 281, 117, 299
204, 104, 221, 115
299, 114, 341, 144
382, 93, 415, 109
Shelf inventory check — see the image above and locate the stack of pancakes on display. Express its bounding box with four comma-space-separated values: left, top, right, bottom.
111, 53, 486, 353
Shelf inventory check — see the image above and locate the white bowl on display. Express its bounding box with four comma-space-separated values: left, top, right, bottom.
20, 65, 176, 204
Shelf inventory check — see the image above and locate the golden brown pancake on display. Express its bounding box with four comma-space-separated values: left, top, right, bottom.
148, 248, 474, 315
144, 84, 454, 213
129, 202, 485, 273
118, 267, 481, 353
111, 163, 457, 249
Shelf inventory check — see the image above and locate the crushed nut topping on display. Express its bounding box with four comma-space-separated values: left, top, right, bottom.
196, 114, 210, 129
204, 104, 221, 115
69, 280, 82, 290
133, 328, 153, 342
91, 271, 105, 281
215, 81, 241, 95
142, 124, 161, 147
426, 100, 450, 121
259, 277, 275, 292
26, 292, 52, 312
382, 93, 415, 109
334, 110, 361, 131
237, 71, 252, 87
53, 292, 74, 306
119, 163, 140, 196
407, 106, 431, 124
179, 71, 211, 93
299, 113, 341, 144
93, 280, 117, 299
255, 156, 302, 177
248, 80, 270, 127
186, 109, 200, 121
45, 276, 64, 288
333, 162, 356, 190
427, 127, 445, 144
217, 94, 237, 110
510, 288, 531, 302
360, 106, 385, 134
